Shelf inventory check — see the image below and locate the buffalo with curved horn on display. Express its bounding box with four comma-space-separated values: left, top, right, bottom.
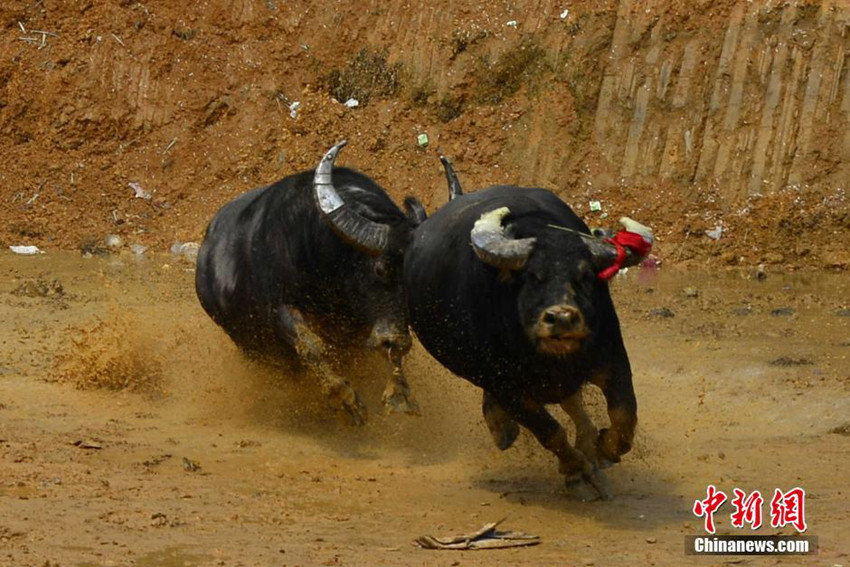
405, 176, 652, 499
196, 141, 426, 424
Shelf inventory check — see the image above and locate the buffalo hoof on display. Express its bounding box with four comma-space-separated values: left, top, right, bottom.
342, 397, 368, 426
382, 389, 420, 416
487, 420, 520, 451
564, 468, 613, 501
329, 390, 368, 426
564, 476, 602, 502
596, 428, 625, 465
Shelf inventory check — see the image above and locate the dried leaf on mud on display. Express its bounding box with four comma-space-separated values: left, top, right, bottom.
415, 519, 540, 550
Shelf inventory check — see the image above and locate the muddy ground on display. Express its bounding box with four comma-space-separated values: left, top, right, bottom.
1, 0, 849, 565
1, 252, 848, 566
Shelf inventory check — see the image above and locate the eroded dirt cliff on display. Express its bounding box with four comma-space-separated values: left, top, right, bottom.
0, 0, 847, 268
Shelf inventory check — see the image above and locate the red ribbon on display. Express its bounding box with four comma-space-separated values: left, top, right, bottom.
596, 231, 653, 281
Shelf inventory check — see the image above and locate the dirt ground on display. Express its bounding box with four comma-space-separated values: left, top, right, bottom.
1, 0, 849, 566
1, 252, 848, 566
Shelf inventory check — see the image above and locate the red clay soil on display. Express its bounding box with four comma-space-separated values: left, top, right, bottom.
0, 0, 847, 270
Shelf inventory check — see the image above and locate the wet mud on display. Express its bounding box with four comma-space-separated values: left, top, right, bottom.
1, 251, 848, 566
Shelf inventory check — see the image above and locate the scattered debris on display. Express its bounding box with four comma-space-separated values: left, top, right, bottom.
80, 237, 109, 256
731, 305, 752, 316
829, 423, 850, 436
506, 20, 518, 28
104, 234, 124, 250
768, 356, 814, 367
11, 278, 64, 298
289, 101, 301, 119
415, 520, 539, 550
560, 8, 570, 19
770, 307, 795, 317
73, 439, 102, 450
9, 245, 44, 255
343, 98, 359, 108
162, 138, 178, 154
705, 225, 723, 240
588, 200, 602, 212
170, 241, 200, 263
182, 457, 201, 472
649, 307, 675, 319
130, 182, 151, 200
417, 133, 429, 147
763, 252, 784, 264
142, 454, 173, 468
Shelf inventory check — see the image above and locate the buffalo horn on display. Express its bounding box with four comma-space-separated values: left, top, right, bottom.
313, 140, 390, 256
586, 216, 654, 270
439, 155, 463, 201
470, 207, 536, 271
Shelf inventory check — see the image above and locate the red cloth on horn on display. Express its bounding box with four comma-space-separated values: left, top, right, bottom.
596, 231, 653, 281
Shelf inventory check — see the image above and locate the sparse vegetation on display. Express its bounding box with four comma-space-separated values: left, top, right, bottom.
434, 94, 464, 123
473, 40, 548, 104
407, 80, 435, 108
322, 48, 402, 104
449, 28, 488, 60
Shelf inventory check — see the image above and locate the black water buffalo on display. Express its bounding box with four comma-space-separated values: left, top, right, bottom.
195, 141, 426, 424
404, 170, 652, 498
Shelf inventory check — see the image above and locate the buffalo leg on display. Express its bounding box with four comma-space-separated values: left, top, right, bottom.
591, 365, 637, 466
560, 389, 599, 466
277, 306, 367, 425
482, 391, 519, 450
382, 349, 419, 415
499, 395, 611, 500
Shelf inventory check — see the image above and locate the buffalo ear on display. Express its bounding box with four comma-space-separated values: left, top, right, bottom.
403, 197, 427, 225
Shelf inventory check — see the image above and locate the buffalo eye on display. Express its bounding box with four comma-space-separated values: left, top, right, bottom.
373, 261, 389, 281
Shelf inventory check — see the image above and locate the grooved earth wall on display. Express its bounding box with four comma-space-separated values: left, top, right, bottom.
0, 0, 847, 268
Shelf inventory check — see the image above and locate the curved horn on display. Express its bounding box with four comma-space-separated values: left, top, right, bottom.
313, 141, 390, 256
439, 155, 463, 201
470, 207, 535, 271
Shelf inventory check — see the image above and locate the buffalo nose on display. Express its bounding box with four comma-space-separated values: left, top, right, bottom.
539, 306, 584, 336
372, 333, 412, 354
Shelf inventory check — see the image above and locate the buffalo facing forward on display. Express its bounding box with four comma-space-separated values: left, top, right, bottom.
405, 169, 651, 498
196, 142, 426, 424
